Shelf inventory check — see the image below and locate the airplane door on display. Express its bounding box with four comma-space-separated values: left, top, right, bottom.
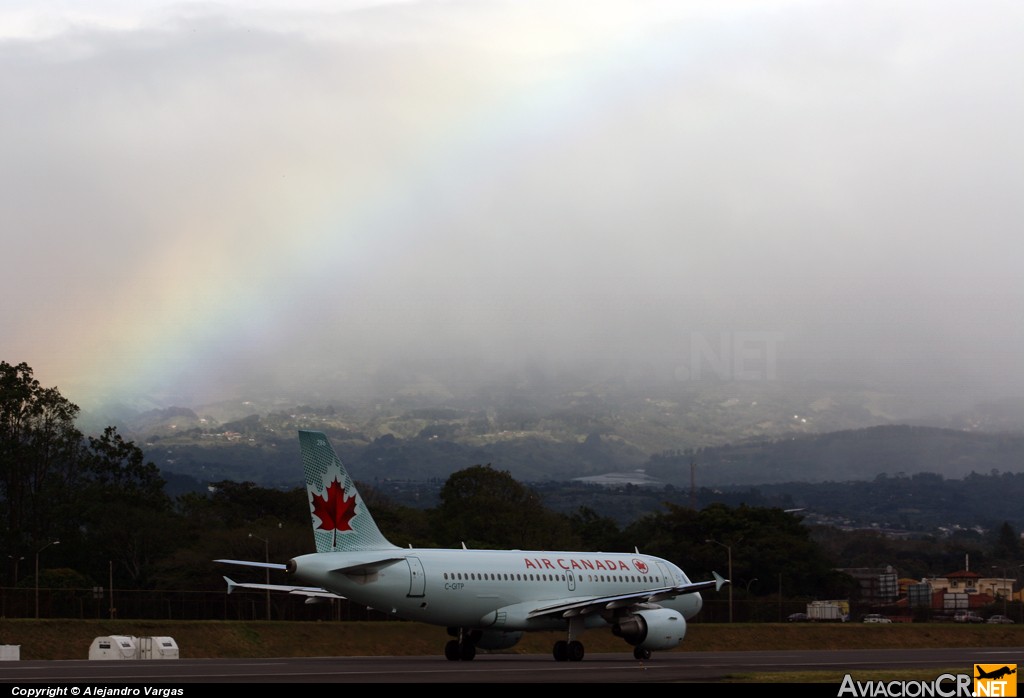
566, 568, 576, 592
656, 562, 680, 587
406, 556, 426, 598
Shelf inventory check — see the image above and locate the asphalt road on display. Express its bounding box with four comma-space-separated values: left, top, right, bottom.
2, 647, 1021, 684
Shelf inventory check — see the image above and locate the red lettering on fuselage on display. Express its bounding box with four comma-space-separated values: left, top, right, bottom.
521, 556, 645, 573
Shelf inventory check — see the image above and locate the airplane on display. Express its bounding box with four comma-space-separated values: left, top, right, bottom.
217, 429, 728, 662
976, 666, 1017, 680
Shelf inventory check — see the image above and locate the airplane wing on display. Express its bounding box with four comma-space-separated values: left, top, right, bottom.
222, 576, 343, 600
527, 571, 728, 620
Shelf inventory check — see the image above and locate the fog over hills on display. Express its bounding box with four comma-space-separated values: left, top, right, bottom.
80, 368, 1024, 491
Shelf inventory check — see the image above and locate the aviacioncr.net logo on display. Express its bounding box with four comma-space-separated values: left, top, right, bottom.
975, 664, 1018, 697
838, 664, 1019, 697
838, 673, 972, 697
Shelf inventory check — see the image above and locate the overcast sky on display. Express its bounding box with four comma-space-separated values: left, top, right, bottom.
2, 0, 1022, 409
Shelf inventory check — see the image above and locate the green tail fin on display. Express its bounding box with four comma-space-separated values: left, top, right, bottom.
298, 430, 397, 552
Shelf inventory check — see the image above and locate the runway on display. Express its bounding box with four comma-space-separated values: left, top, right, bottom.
3, 647, 1022, 684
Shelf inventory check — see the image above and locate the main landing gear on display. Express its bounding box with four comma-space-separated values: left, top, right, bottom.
444, 628, 477, 661
633, 646, 651, 661
552, 639, 585, 662
444, 639, 476, 661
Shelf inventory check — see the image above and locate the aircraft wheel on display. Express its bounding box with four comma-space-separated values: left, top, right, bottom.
445, 640, 460, 661
568, 640, 584, 662
633, 646, 651, 661
552, 640, 569, 662
459, 641, 476, 661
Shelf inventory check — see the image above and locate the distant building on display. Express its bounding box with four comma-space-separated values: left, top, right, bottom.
838, 566, 899, 604
923, 570, 1013, 604
572, 471, 663, 487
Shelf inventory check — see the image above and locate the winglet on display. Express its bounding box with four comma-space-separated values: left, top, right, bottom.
224, 576, 240, 594
713, 571, 729, 592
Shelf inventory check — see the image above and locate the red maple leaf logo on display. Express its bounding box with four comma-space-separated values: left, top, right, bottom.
311, 478, 357, 540
633, 559, 649, 574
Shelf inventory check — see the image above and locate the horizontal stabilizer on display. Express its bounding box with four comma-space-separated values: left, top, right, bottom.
214, 558, 289, 571
222, 576, 343, 599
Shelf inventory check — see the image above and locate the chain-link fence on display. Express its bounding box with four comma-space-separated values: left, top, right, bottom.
0, 586, 393, 622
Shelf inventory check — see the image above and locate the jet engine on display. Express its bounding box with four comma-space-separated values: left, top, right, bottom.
611, 608, 686, 651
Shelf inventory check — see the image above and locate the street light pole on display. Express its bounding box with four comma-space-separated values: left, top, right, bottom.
706, 538, 734, 622
249, 533, 271, 621
992, 564, 1010, 616
34, 540, 60, 619
745, 578, 758, 622
7, 554, 24, 618
8, 555, 23, 587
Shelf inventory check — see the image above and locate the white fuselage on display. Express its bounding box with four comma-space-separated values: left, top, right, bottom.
290, 548, 703, 631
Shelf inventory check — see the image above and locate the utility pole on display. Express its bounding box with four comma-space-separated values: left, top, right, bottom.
109, 560, 116, 619
249, 533, 271, 620
689, 459, 696, 509
778, 572, 783, 622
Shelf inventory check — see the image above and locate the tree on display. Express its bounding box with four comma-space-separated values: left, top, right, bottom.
0, 361, 82, 554
994, 521, 1021, 561
569, 506, 628, 552
433, 464, 576, 550
625, 502, 855, 599
71, 427, 179, 586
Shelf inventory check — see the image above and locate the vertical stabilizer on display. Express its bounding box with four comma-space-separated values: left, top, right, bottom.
298, 430, 398, 552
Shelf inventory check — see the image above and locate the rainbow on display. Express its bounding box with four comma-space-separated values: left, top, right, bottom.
30, 16, 695, 409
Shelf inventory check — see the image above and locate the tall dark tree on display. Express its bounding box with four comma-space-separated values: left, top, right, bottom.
72, 427, 178, 586
0, 361, 82, 555
994, 521, 1021, 561
433, 464, 577, 550
569, 506, 628, 552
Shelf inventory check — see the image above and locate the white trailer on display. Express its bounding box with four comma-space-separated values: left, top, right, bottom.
139, 636, 179, 659
807, 600, 850, 621
89, 635, 138, 660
